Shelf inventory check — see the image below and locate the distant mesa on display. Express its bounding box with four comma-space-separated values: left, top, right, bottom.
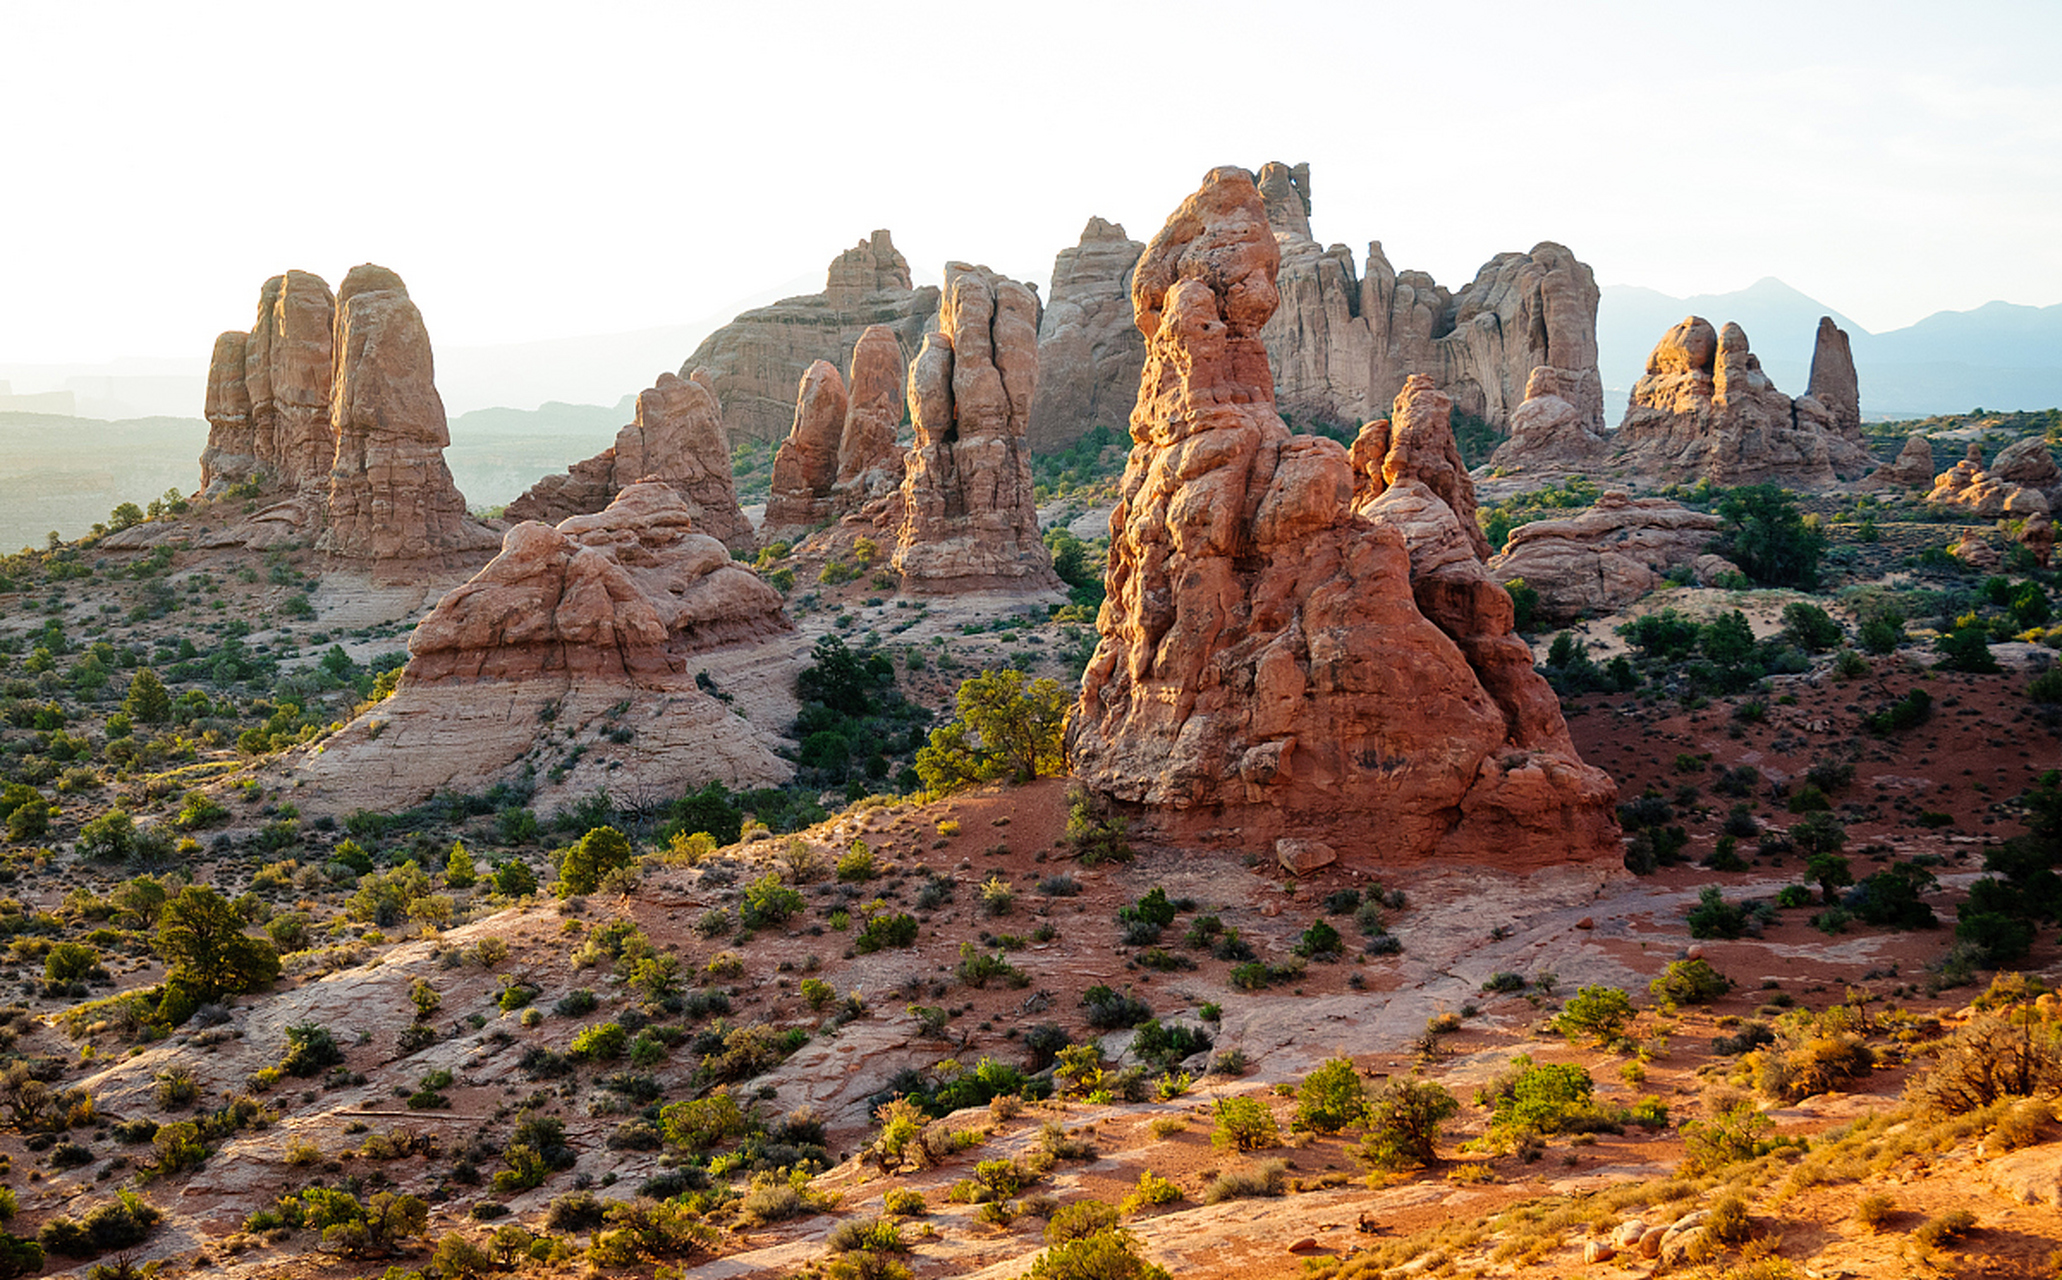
678, 230, 937, 444
1612, 315, 1873, 486
1067, 164, 1618, 868
171, 264, 498, 568
506, 368, 754, 555
296, 482, 798, 810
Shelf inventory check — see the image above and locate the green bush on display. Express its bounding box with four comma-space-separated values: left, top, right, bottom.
1650, 959, 1730, 1006
558, 825, 633, 896
1294, 1057, 1367, 1134
855, 912, 919, 953
1357, 1079, 1459, 1170
1210, 1096, 1279, 1151
740, 872, 804, 927
1553, 986, 1635, 1045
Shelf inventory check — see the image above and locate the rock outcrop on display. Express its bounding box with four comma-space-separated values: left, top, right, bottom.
1993, 437, 2062, 491
832, 325, 906, 505
1613, 316, 1873, 486
892, 264, 1062, 593
761, 361, 851, 542
1802, 315, 1862, 439
1026, 218, 1147, 452
318, 268, 499, 564
678, 232, 936, 443
199, 332, 255, 495
1928, 441, 2053, 517
1487, 493, 1727, 624
1067, 166, 1617, 868
1868, 434, 1937, 488
245, 270, 339, 491
1484, 366, 1610, 474
2021, 511, 2054, 568
505, 372, 753, 553
298, 482, 798, 809
1249, 161, 1604, 437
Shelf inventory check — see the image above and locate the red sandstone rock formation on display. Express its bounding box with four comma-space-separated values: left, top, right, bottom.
892, 264, 1062, 592
506, 371, 753, 554
245, 270, 338, 492
199, 331, 254, 495
832, 325, 906, 504
1928, 440, 2054, 517
1802, 315, 1863, 440
297, 482, 797, 809
1487, 493, 1729, 624
1026, 218, 1147, 452
678, 231, 936, 443
1067, 166, 1617, 867
1485, 366, 1610, 474
319, 267, 498, 563
1868, 434, 1937, 488
1614, 317, 1872, 486
762, 360, 850, 543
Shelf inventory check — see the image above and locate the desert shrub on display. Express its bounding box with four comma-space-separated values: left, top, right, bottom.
1210, 1096, 1278, 1152
1023, 1225, 1172, 1280
1749, 1032, 1874, 1102
1853, 1192, 1897, 1231
1553, 985, 1636, 1045
557, 825, 633, 896
915, 670, 1069, 790
1200, 1159, 1287, 1205
279, 1022, 344, 1077
1680, 1098, 1773, 1174
1477, 1057, 1627, 1142
544, 1191, 607, 1232
1650, 959, 1731, 1006
1080, 985, 1152, 1031
1294, 1057, 1367, 1134
1045, 1200, 1120, 1244
1119, 1169, 1183, 1215
739, 872, 804, 927
1129, 1019, 1211, 1070
855, 912, 918, 953
1687, 886, 1752, 939
1357, 1079, 1460, 1170
1912, 1207, 1977, 1247
1907, 1010, 2062, 1114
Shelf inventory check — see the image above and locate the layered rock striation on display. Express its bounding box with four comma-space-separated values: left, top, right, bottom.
318, 268, 499, 563
892, 265, 1062, 592
677, 231, 936, 443
506, 371, 753, 554
1613, 316, 1873, 486
1026, 218, 1147, 452
1067, 166, 1617, 867
1487, 493, 1727, 624
1485, 366, 1611, 474
298, 482, 798, 808
1249, 162, 1605, 436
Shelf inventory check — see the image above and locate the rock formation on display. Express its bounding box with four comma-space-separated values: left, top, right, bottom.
318, 267, 499, 564
1802, 315, 1862, 438
1928, 441, 2053, 518
1487, 493, 1728, 624
1025, 218, 1147, 452
892, 264, 1062, 593
832, 325, 906, 504
198, 332, 254, 495
1868, 434, 1937, 488
1949, 527, 2004, 571
1067, 166, 1617, 868
2021, 511, 2054, 568
1992, 437, 2062, 491
678, 231, 936, 443
245, 270, 339, 491
1613, 316, 1873, 486
297, 482, 797, 808
1247, 162, 1605, 437
761, 361, 850, 542
505, 372, 753, 554
1485, 366, 1610, 474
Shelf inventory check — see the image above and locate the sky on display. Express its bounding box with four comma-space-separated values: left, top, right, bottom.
5, 0, 2060, 369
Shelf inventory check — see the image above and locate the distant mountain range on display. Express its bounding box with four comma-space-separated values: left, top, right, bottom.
1598, 278, 2062, 419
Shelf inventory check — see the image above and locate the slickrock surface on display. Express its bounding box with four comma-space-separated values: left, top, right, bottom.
1485, 365, 1611, 473
762, 360, 851, 542
1867, 433, 1937, 488
1026, 217, 1147, 452
1068, 166, 1617, 868
1613, 316, 1872, 486
677, 231, 936, 443
1249, 161, 1604, 436
299, 483, 797, 808
318, 270, 499, 564
892, 264, 1062, 593
506, 371, 753, 554
1928, 440, 2053, 517
1487, 492, 1728, 624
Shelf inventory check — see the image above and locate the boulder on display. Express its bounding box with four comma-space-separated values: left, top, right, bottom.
1066, 166, 1617, 868
1487, 493, 1723, 624
761, 360, 851, 543
505, 372, 753, 554
677, 231, 935, 443
319, 268, 499, 564
1276, 839, 1337, 876
1026, 218, 1147, 452
1868, 433, 1937, 488
1485, 366, 1610, 473
1614, 316, 1872, 486
199, 331, 256, 495
296, 483, 798, 810
892, 264, 1062, 592
1993, 437, 2062, 490
1949, 528, 2004, 570
1246, 162, 1605, 436
2022, 511, 2054, 568
1928, 443, 2052, 518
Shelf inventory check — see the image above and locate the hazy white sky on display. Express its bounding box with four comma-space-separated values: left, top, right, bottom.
5, 0, 2059, 365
